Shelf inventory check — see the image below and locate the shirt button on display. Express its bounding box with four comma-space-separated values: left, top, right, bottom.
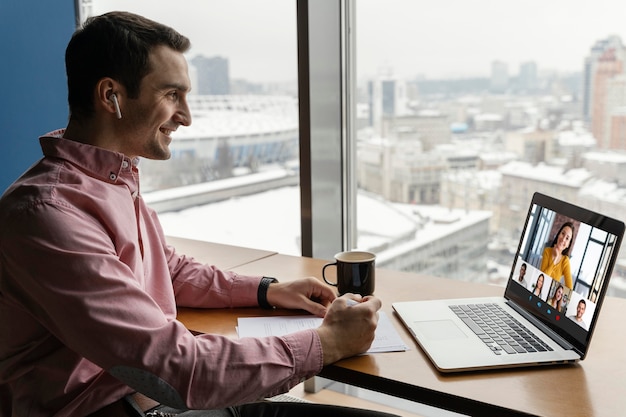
122, 160, 130, 169
109, 173, 117, 181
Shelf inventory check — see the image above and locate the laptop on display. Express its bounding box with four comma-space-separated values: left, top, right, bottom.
392, 192, 624, 372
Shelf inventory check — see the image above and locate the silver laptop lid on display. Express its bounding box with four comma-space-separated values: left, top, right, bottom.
504, 192, 624, 359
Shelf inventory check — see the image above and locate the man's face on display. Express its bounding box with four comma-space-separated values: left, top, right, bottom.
576, 301, 586, 318
119, 45, 192, 160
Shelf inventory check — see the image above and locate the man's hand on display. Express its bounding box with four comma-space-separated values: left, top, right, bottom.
315, 295, 382, 365
266, 277, 337, 317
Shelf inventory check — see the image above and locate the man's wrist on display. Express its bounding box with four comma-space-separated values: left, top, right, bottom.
257, 276, 278, 309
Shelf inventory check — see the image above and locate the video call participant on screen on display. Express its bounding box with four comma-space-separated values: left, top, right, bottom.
516, 263, 529, 289
540, 222, 574, 289
547, 284, 566, 312
532, 273, 545, 298
568, 299, 588, 329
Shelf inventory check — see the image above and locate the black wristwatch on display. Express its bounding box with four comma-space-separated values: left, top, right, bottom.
257, 276, 278, 309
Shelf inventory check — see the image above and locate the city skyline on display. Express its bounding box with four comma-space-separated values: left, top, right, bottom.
90, 0, 626, 83
356, 0, 626, 80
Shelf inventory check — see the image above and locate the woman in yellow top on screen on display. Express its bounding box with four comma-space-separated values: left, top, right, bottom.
540, 222, 574, 289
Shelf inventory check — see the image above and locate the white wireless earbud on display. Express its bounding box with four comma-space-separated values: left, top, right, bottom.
111, 94, 122, 119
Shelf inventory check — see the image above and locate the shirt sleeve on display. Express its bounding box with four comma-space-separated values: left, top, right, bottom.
164, 240, 264, 308
1, 201, 323, 410
141, 206, 263, 309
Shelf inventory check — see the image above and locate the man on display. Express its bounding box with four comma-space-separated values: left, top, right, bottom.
568, 299, 588, 329
0, 12, 398, 417
516, 263, 529, 289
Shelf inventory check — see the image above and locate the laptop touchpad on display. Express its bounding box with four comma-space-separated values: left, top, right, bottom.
414, 320, 467, 340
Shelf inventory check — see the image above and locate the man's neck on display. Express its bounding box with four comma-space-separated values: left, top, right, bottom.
63, 118, 122, 154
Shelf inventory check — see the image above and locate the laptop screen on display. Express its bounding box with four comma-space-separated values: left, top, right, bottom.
504, 192, 624, 357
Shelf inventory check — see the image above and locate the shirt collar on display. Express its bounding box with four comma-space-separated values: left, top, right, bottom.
39, 129, 140, 187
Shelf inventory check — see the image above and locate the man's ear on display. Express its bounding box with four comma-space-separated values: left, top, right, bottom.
96, 78, 122, 119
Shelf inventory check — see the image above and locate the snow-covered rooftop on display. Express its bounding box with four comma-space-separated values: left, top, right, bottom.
157, 186, 489, 258
499, 161, 592, 187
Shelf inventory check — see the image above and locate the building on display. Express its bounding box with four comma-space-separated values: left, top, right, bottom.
606, 75, 626, 149
504, 128, 557, 164
490, 60, 509, 93
518, 61, 538, 92
555, 127, 596, 166
498, 161, 593, 239
582, 151, 626, 186
357, 137, 446, 204
366, 71, 410, 137
583, 36, 625, 123
190, 55, 230, 95
381, 110, 450, 151
586, 38, 626, 148
440, 169, 501, 232
473, 113, 503, 131
610, 107, 626, 150
375, 206, 492, 284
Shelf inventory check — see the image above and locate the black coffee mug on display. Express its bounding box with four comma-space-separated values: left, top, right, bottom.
322, 251, 376, 296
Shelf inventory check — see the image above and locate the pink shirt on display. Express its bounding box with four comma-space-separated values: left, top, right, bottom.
0, 131, 322, 416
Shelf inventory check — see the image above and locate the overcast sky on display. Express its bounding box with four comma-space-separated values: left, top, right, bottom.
91, 0, 626, 83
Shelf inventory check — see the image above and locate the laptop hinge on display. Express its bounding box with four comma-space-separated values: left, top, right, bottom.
506, 300, 576, 352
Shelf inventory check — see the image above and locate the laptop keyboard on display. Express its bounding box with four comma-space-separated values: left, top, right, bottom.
449, 303, 553, 355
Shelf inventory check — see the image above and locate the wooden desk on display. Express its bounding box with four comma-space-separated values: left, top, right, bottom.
178, 251, 626, 417
165, 236, 276, 270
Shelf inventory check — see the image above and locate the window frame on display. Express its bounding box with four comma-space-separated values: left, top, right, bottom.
297, 0, 357, 258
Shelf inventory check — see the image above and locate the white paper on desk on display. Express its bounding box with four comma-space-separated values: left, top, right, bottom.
237, 312, 408, 353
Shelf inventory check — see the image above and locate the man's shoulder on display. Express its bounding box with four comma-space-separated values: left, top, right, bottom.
0, 159, 108, 228
0, 160, 61, 211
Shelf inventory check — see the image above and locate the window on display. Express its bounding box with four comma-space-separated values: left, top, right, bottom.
83, 1, 626, 298
83, 0, 302, 255
352, 0, 626, 296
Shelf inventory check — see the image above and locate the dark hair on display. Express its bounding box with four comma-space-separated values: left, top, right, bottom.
65, 11, 191, 119
551, 221, 575, 257
550, 284, 564, 308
